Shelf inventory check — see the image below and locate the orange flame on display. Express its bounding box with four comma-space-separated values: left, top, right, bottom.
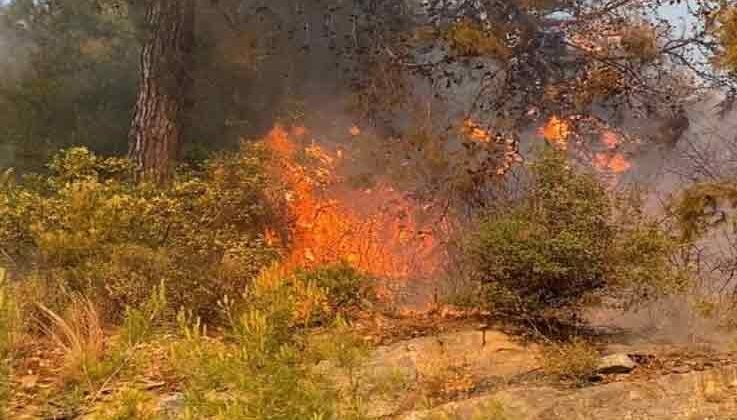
539, 116, 571, 149
462, 119, 493, 143
594, 153, 631, 173
601, 130, 620, 149
594, 130, 631, 173
264, 126, 441, 283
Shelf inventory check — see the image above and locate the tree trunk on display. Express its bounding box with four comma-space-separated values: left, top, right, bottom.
128, 0, 194, 182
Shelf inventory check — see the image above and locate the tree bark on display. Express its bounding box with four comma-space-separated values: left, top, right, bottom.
128, 0, 194, 182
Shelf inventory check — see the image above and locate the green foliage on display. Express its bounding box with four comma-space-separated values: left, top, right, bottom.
467, 148, 685, 317
606, 219, 688, 307
0, 0, 139, 167
172, 265, 372, 420
119, 281, 167, 351
540, 337, 600, 386
468, 149, 612, 314
0, 145, 283, 320
307, 317, 372, 420
294, 264, 372, 311
91, 387, 157, 420
32, 282, 167, 418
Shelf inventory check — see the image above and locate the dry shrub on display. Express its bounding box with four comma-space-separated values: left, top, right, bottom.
91, 387, 156, 420
37, 297, 105, 384
540, 338, 599, 385
417, 343, 475, 403
0, 269, 18, 420
423, 400, 509, 420
694, 369, 737, 404
445, 20, 511, 59
715, 6, 737, 73
621, 24, 658, 62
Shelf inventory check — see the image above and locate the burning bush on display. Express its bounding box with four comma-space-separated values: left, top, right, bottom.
466, 148, 686, 320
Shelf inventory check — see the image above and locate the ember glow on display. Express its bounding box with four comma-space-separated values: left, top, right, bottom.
601, 130, 620, 149
462, 119, 493, 143
539, 116, 571, 149
594, 130, 631, 173
264, 126, 442, 285
594, 153, 631, 173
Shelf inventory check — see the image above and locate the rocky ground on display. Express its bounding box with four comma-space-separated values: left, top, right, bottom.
10, 307, 737, 419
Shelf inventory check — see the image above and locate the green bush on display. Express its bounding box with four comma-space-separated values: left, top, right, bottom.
0, 145, 284, 321
294, 264, 372, 311
0, 0, 139, 166
173, 265, 371, 420
467, 148, 686, 318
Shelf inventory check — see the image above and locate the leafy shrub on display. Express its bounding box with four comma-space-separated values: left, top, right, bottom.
0, 145, 284, 320
539, 338, 600, 385
467, 149, 686, 319
172, 264, 369, 419
294, 263, 372, 312
307, 317, 373, 419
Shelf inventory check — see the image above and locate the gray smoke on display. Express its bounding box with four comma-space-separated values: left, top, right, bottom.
0, 13, 29, 84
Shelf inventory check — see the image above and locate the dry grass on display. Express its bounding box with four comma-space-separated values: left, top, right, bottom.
37, 297, 105, 384
694, 368, 737, 404
416, 341, 476, 404
539, 338, 600, 386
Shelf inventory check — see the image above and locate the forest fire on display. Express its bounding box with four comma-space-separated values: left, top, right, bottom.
594, 130, 631, 173
264, 126, 442, 286
539, 115, 571, 149
462, 119, 493, 143
538, 116, 632, 175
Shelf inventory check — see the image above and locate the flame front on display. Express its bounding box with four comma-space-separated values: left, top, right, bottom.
264, 126, 441, 286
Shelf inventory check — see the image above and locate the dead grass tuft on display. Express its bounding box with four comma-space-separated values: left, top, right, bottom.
540, 338, 599, 386
37, 297, 105, 384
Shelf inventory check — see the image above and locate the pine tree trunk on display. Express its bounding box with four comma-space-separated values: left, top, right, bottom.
128, 0, 194, 182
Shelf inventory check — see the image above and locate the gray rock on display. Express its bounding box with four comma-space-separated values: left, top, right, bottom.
597, 354, 637, 374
